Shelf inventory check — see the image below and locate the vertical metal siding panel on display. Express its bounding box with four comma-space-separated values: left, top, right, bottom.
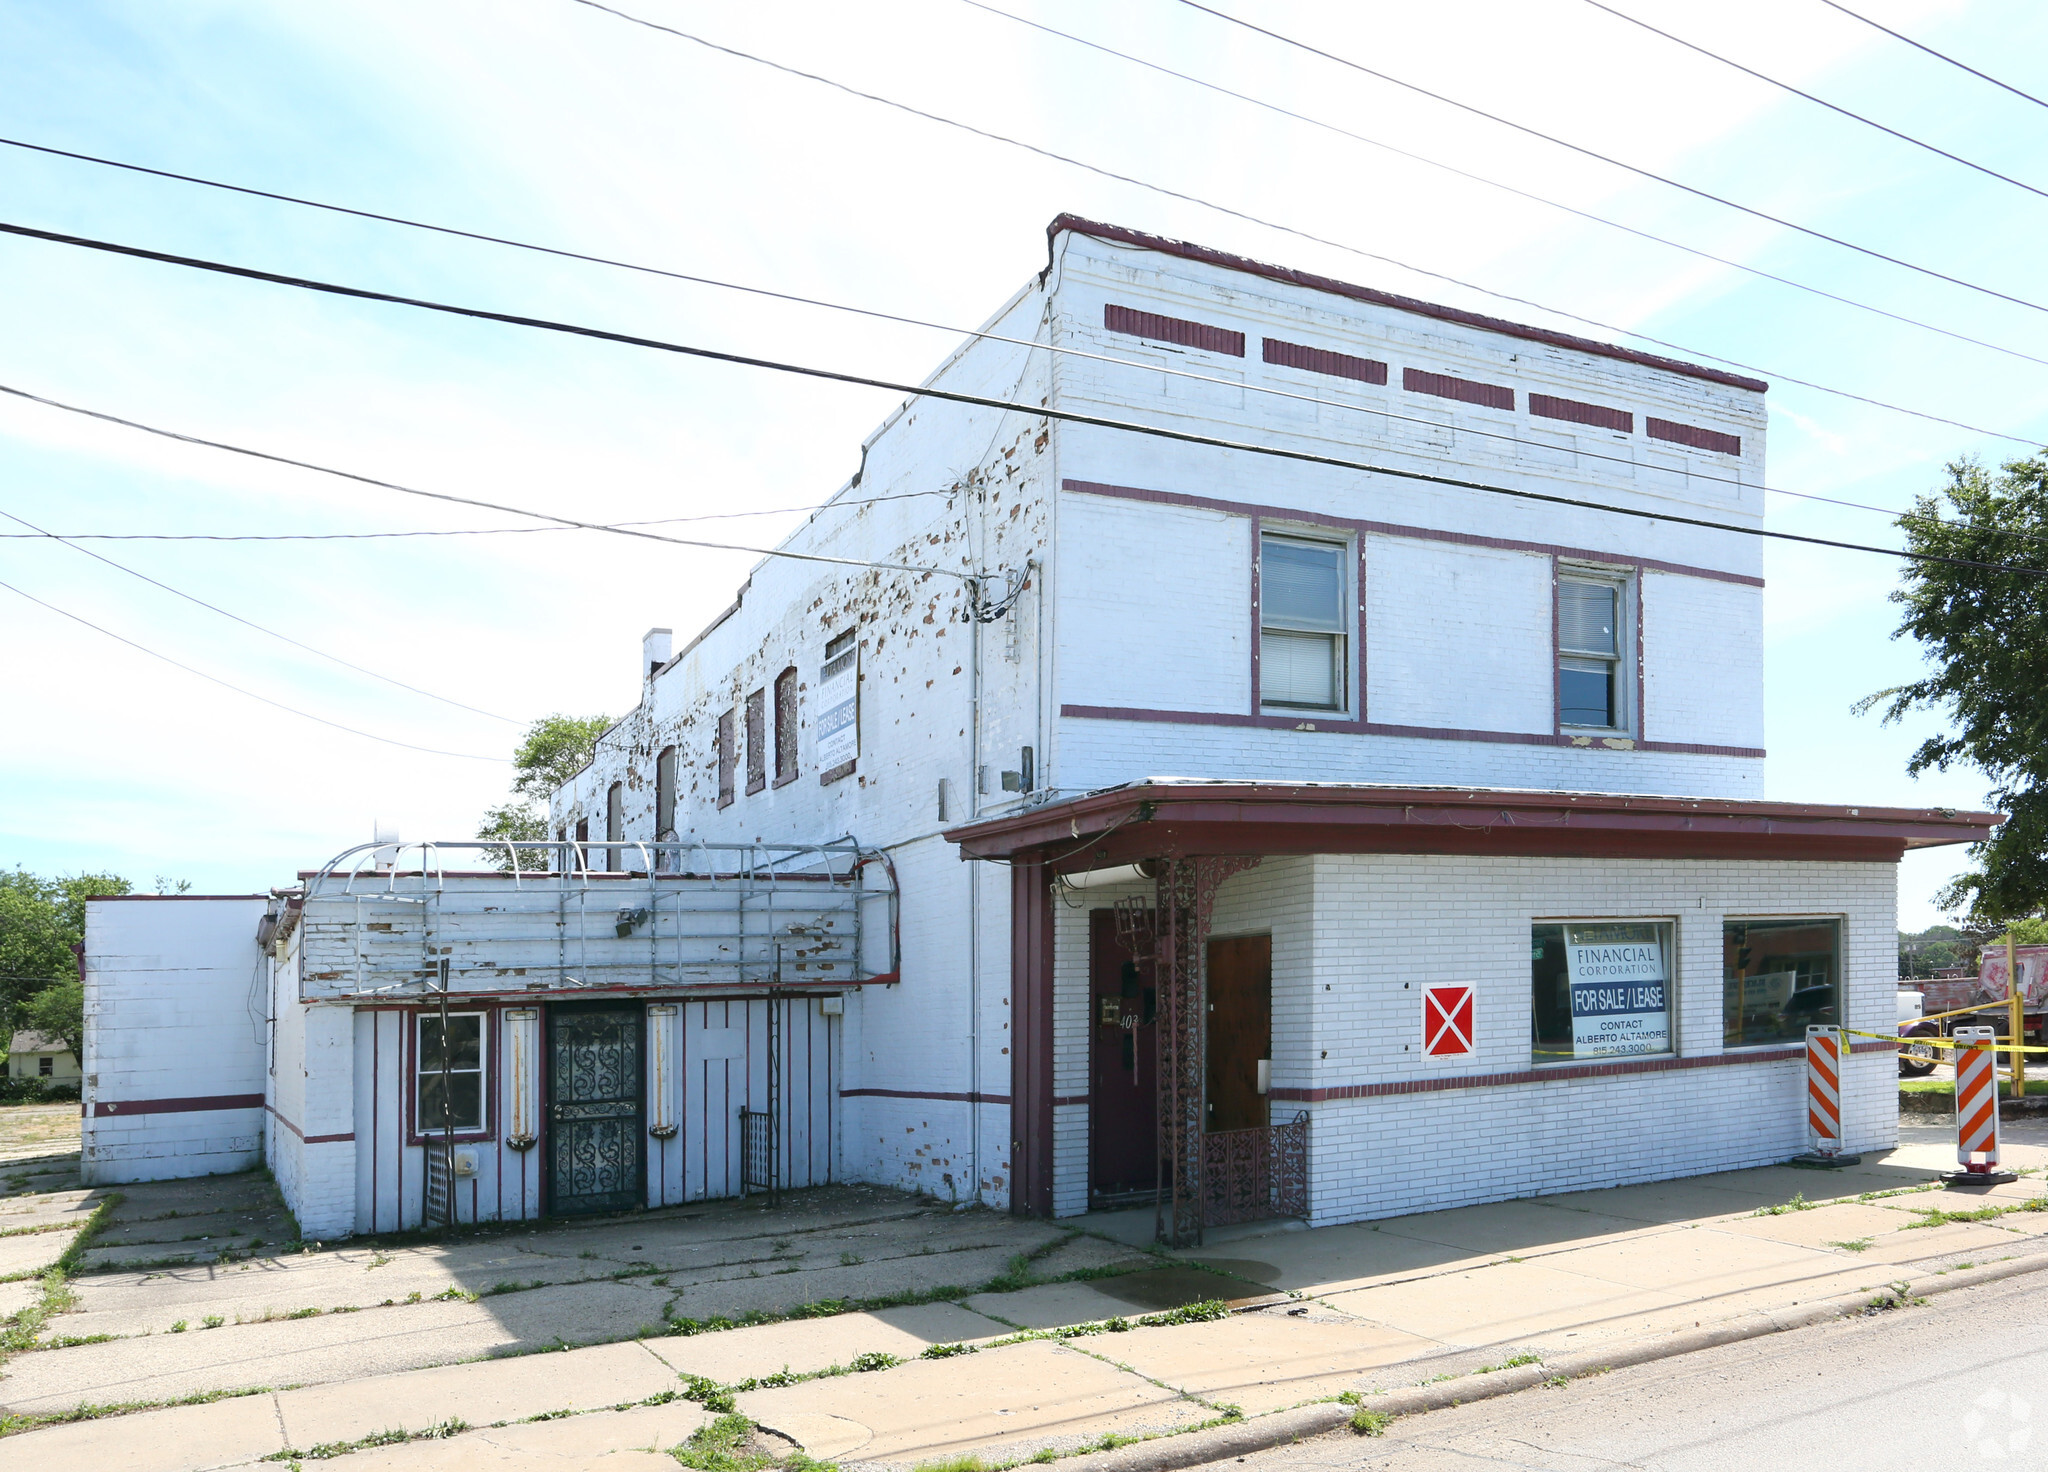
369, 1012, 381, 1234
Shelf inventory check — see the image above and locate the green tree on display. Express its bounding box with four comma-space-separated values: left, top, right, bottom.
22, 978, 83, 1059
1859, 453, 2048, 924
0, 868, 130, 1033
474, 714, 609, 871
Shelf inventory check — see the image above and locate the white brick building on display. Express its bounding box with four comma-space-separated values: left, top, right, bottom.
74, 218, 1997, 1241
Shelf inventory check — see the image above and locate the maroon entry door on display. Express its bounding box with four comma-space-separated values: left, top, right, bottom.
1206, 934, 1271, 1133
1088, 909, 1158, 1203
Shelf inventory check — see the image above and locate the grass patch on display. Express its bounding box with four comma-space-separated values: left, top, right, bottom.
0, 1194, 119, 1364
911, 1456, 991, 1472
0, 1382, 286, 1439
266, 1418, 468, 1461
1904, 1198, 2048, 1229
1349, 1408, 1392, 1436
1753, 1193, 1817, 1217
1826, 1238, 1875, 1253
1901, 1079, 2035, 1100
1476, 1353, 1541, 1373
671, 1412, 772, 1472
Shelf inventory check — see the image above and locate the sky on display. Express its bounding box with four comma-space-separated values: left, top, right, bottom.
1, 0, 2044, 926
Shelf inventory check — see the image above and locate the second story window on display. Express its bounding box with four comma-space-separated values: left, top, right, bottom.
655, 745, 676, 839
605, 781, 624, 869
1558, 575, 1627, 730
774, 666, 798, 786
745, 689, 767, 795
716, 708, 737, 809
1260, 534, 1348, 712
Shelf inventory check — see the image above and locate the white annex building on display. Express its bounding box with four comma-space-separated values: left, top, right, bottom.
80, 218, 1994, 1243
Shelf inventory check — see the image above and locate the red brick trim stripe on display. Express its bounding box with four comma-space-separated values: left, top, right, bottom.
1530, 393, 1633, 434
840, 1087, 1014, 1105
264, 1103, 355, 1144
1059, 702, 1764, 759
1104, 303, 1245, 357
92, 1093, 263, 1118
1647, 417, 1742, 456
1262, 338, 1388, 385
1402, 367, 1514, 411
1061, 479, 1765, 588
1270, 1039, 1892, 1102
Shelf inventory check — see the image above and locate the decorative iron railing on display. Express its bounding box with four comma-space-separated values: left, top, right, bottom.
738, 1105, 777, 1202
1199, 1111, 1309, 1227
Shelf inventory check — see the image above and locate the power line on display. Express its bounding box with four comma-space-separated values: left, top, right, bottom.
1581, 0, 2048, 200
1817, 0, 2048, 112
0, 489, 954, 542
555, 0, 2042, 447
1170, 0, 2048, 318
0, 574, 506, 761
2, 220, 2042, 579
959, 0, 2048, 379
0, 505, 521, 723
1, 113, 2035, 453
0, 378, 968, 582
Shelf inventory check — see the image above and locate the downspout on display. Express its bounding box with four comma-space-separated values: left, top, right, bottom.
966, 572, 982, 1210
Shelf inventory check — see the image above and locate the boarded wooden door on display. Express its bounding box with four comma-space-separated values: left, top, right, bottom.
1089, 910, 1158, 1202
1206, 935, 1271, 1134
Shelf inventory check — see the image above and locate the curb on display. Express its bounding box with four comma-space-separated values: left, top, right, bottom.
1068, 1246, 2048, 1472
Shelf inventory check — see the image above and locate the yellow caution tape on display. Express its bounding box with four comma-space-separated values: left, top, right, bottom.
1844, 1027, 2048, 1055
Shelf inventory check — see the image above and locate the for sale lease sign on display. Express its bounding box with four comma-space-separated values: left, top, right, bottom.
1564, 923, 1669, 1059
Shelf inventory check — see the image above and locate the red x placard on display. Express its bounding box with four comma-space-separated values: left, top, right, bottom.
1422, 984, 1475, 1058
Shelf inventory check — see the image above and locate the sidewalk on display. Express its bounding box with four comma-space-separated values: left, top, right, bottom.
5, 1126, 2046, 1470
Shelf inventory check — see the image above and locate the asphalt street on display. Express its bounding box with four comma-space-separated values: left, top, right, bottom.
1218, 1271, 2048, 1471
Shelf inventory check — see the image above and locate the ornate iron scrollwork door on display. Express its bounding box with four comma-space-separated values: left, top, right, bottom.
548, 1003, 645, 1215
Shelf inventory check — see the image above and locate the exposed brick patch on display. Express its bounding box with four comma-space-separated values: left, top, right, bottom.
1530, 393, 1633, 434
1262, 338, 1388, 385
1403, 367, 1514, 411
1647, 417, 1742, 456
1104, 303, 1245, 357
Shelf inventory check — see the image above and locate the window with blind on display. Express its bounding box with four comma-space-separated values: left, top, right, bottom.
1260, 534, 1349, 711
1558, 575, 1627, 730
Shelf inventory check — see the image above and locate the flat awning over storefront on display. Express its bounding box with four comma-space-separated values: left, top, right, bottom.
944, 780, 2000, 868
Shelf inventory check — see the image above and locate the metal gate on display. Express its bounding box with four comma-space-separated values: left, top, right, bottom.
548, 1003, 645, 1214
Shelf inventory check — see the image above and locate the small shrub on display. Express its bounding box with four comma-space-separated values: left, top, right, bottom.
1349, 1408, 1391, 1436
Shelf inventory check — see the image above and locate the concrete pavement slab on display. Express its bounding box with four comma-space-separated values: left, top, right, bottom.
1540, 1176, 1832, 1225
107, 1173, 284, 1222
287, 1411, 693, 1470
1024, 1233, 1154, 1280
0, 1280, 673, 1414
737, 1339, 1208, 1461
1540, 1225, 1845, 1295
1850, 1221, 2032, 1264
1097, 1310, 1443, 1414
0, 1277, 38, 1319
647, 1303, 1008, 1382
1321, 1260, 1694, 1348
0, 1389, 285, 1471
962, 1280, 1144, 1329
0, 1224, 76, 1277
1711, 1202, 1922, 1248
1370, 1199, 1678, 1258
1187, 1225, 1491, 1296
666, 1243, 1041, 1323
275, 1340, 684, 1447
92, 1206, 294, 1248
0, 1188, 94, 1225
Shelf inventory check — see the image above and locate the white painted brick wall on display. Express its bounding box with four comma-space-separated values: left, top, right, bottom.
1364, 538, 1552, 733
81, 897, 269, 1187
1643, 570, 1765, 750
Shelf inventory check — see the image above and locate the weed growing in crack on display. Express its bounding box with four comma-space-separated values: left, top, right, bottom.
1349, 1408, 1392, 1436
670, 1412, 770, 1472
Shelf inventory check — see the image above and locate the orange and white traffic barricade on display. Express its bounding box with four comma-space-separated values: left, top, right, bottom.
1950, 1025, 2016, 1183
1793, 1025, 1859, 1167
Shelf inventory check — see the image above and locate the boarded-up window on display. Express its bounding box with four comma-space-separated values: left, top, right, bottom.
574, 817, 590, 871
745, 689, 767, 795
655, 745, 677, 839
606, 781, 624, 870
716, 709, 736, 809
773, 667, 798, 786
819, 628, 858, 784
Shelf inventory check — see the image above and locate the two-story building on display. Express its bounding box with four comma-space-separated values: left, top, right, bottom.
88, 217, 1990, 1244
547, 216, 1993, 1243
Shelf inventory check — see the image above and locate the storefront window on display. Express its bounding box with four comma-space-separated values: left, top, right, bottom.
1531, 921, 1675, 1063
1723, 918, 1841, 1046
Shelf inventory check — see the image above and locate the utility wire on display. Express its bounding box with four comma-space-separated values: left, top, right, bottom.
1, 221, 2042, 579
1171, 0, 2048, 318
0, 377, 966, 582
0, 489, 954, 542
0, 121, 2032, 448
1581, 0, 2048, 201
960, 0, 2048, 379
0, 574, 505, 761
558, 0, 2041, 446
1817, 0, 2048, 112
0, 505, 521, 723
